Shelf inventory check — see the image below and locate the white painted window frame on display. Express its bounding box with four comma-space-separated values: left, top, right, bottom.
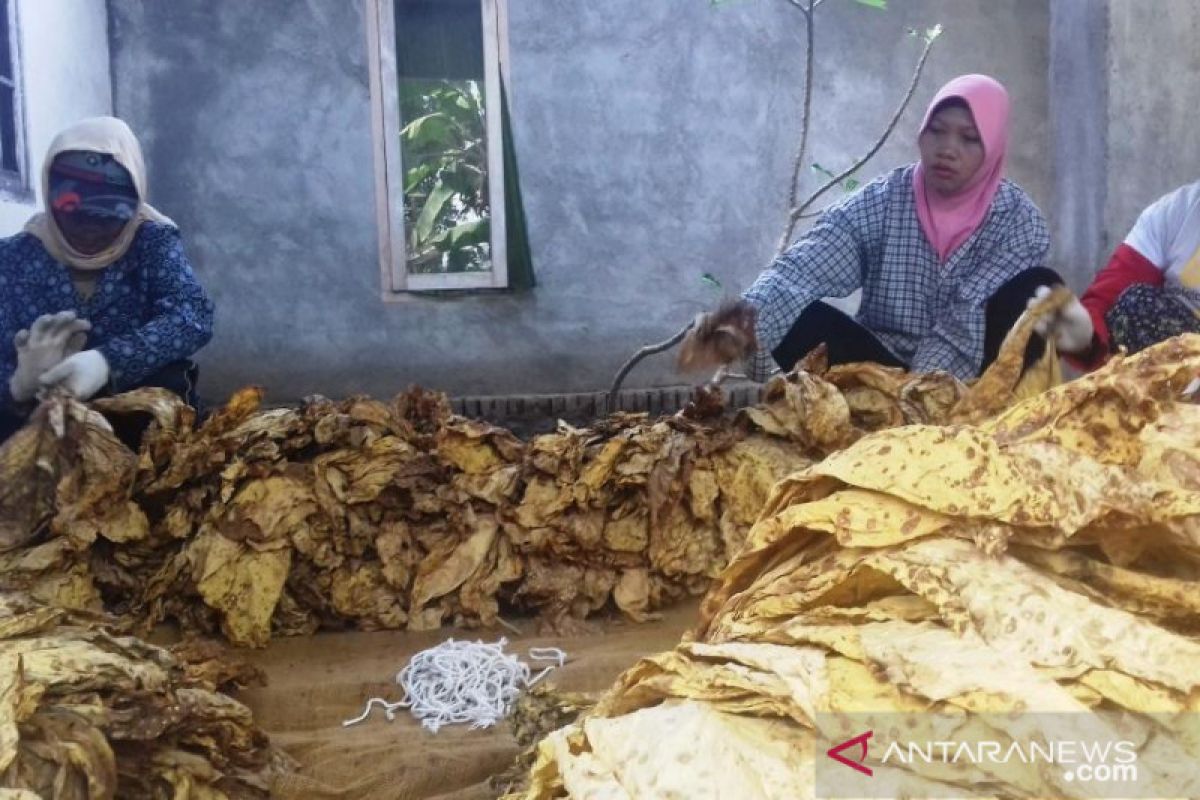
0, 0, 29, 200
367, 0, 510, 297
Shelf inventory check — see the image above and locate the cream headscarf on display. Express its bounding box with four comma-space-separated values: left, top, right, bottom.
24, 116, 175, 271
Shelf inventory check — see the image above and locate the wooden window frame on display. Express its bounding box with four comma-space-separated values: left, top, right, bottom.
367, 0, 510, 297
0, 0, 29, 201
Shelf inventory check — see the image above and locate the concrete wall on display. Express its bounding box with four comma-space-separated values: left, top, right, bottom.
1048, 0, 1107, 291
1048, 0, 1200, 287
108, 0, 1051, 403
1104, 0, 1200, 256
0, 0, 112, 234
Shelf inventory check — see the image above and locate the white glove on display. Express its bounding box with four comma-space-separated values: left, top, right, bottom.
8, 311, 91, 402
38, 349, 111, 401
1027, 285, 1095, 354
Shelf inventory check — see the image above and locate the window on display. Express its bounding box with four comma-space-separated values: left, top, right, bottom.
369, 0, 529, 294
0, 0, 26, 196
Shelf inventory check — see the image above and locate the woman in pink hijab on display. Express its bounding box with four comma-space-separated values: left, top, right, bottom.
682, 74, 1088, 382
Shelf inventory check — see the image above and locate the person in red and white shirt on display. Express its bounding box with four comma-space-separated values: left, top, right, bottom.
1066, 179, 1200, 370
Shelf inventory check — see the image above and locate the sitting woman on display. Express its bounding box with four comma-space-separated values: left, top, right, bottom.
681, 74, 1092, 380
1069, 178, 1200, 370
0, 117, 214, 442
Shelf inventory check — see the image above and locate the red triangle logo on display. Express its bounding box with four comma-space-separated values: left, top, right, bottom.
826, 730, 874, 776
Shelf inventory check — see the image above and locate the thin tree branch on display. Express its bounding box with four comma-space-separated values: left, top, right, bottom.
708, 365, 749, 385
606, 321, 695, 413
607, 15, 937, 404
776, 0, 817, 257
781, 0, 825, 15
783, 27, 941, 234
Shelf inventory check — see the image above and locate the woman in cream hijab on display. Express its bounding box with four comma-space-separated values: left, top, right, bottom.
0, 116, 213, 441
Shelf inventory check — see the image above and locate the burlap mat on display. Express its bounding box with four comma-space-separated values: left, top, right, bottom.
236, 604, 698, 799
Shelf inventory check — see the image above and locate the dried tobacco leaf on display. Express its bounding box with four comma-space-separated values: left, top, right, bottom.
0, 592, 286, 798
0, 303, 1070, 653
516, 335, 1200, 800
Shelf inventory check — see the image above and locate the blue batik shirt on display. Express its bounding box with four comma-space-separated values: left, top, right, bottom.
742, 164, 1050, 381
0, 221, 214, 412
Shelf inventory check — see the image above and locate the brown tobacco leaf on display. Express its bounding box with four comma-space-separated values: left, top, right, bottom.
677, 300, 758, 374
0, 395, 141, 554
793, 342, 829, 375
741, 370, 854, 455
2, 320, 1081, 651
824, 362, 910, 431
0, 408, 60, 553
678, 385, 727, 421
0, 375, 881, 649
170, 638, 266, 692
950, 284, 1071, 425
0, 592, 286, 798
898, 370, 967, 424
493, 684, 598, 797
93, 387, 197, 478
188, 529, 292, 648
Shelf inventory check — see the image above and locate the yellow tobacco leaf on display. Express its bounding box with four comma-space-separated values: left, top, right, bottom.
409, 512, 499, 625
188, 530, 291, 648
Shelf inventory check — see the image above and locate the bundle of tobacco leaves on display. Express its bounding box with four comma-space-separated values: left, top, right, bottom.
0, 385, 810, 646
512, 333, 1200, 799
0, 591, 288, 798
0, 292, 1069, 647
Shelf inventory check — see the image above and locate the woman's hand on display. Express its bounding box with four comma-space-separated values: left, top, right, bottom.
38, 349, 111, 401
1028, 285, 1095, 354
8, 311, 92, 402
677, 300, 759, 373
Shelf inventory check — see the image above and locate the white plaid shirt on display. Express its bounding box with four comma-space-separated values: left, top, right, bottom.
742, 165, 1050, 381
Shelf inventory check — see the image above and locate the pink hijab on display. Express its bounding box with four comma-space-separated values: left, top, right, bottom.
913, 74, 1010, 263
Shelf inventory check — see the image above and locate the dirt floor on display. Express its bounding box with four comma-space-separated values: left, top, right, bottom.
235, 604, 698, 799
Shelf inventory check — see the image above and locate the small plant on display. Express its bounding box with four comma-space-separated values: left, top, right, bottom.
400, 80, 492, 274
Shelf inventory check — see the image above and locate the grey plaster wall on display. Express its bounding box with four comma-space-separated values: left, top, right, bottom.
108, 0, 1050, 403
1049, 0, 1107, 291
1104, 0, 1200, 256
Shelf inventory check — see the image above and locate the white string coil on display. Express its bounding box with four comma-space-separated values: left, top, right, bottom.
342, 638, 568, 733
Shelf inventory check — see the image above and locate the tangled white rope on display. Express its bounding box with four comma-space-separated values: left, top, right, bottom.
342, 638, 568, 733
